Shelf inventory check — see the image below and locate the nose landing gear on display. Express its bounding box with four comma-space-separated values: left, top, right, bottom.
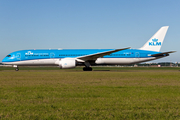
15, 67, 19, 71
13, 65, 19, 71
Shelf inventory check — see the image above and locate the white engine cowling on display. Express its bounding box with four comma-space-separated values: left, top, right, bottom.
59, 59, 76, 69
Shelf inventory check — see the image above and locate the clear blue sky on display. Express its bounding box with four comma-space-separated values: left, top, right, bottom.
0, 0, 180, 62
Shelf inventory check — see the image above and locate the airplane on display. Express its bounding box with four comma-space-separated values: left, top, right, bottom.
2, 26, 175, 71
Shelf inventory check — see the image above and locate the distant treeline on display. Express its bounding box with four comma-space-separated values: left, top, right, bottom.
98, 62, 179, 67
138, 62, 178, 67
125, 62, 179, 67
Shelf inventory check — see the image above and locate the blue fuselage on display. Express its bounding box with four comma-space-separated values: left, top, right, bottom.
2, 49, 159, 63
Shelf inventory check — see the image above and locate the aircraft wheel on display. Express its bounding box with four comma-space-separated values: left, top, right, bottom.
83, 67, 92, 71
15, 68, 19, 71
88, 67, 92, 71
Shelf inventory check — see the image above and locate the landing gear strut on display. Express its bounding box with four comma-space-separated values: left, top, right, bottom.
83, 67, 92, 71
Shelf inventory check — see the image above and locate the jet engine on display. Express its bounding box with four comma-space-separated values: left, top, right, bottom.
59, 59, 76, 69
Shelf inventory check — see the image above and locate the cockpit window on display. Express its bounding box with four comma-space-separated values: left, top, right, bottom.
6, 55, 11, 57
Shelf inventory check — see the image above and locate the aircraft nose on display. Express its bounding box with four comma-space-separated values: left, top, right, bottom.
2, 59, 5, 63
2, 58, 7, 63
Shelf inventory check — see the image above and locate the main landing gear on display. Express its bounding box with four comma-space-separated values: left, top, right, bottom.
83, 67, 92, 71
83, 61, 93, 71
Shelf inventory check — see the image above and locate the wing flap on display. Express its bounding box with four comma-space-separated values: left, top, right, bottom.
77, 47, 130, 61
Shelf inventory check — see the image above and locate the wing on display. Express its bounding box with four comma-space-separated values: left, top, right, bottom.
150, 51, 176, 57
76, 47, 130, 61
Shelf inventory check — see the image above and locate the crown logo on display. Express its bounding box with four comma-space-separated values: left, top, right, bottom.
152, 38, 158, 42
25, 51, 33, 55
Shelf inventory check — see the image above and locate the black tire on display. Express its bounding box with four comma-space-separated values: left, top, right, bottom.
88, 67, 92, 71
15, 68, 19, 71
83, 67, 92, 71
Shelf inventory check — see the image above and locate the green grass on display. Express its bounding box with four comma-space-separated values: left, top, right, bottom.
0, 67, 180, 119
0, 66, 180, 71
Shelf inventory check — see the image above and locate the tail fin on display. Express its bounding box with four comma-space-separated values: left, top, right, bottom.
140, 26, 169, 52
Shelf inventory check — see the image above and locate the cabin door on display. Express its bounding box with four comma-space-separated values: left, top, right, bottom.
135, 52, 140, 58
50, 53, 55, 58
16, 53, 21, 61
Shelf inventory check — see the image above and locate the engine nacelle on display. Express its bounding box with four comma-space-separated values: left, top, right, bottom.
59, 59, 76, 69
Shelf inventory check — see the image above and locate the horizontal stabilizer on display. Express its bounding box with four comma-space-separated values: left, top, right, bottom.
150, 51, 176, 57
